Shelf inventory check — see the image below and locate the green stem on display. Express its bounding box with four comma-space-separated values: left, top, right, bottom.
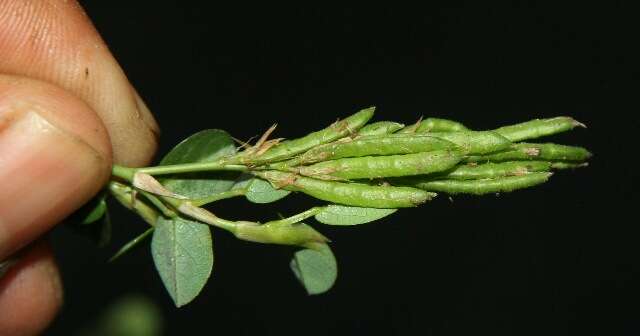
108, 182, 159, 226
137, 162, 248, 175
111, 162, 249, 182
265, 207, 325, 226
139, 191, 177, 218
160, 197, 239, 233
112, 165, 135, 181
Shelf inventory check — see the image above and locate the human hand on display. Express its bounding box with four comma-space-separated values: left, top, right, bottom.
0, 1, 158, 334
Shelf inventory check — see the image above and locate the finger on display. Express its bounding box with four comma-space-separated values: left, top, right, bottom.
0, 75, 111, 259
0, 240, 62, 336
0, 0, 159, 166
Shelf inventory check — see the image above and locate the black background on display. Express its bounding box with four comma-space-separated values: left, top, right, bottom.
48, 2, 636, 335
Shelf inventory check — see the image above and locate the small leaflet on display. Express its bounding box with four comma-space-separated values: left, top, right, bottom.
245, 178, 291, 204
290, 243, 337, 295
315, 205, 397, 225
151, 216, 214, 307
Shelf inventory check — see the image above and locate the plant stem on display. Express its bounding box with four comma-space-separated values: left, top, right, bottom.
266, 207, 325, 226
139, 191, 177, 218
137, 162, 248, 175
112, 165, 135, 181
111, 162, 249, 182
160, 197, 240, 232
108, 182, 159, 226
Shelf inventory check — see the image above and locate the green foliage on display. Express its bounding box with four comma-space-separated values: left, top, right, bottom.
80, 194, 108, 224
253, 106, 374, 163
315, 205, 397, 225
151, 216, 213, 307
256, 170, 434, 208
298, 149, 463, 179
160, 129, 239, 198
416, 117, 469, 132
243, 177, 291, 203
91, 107, 590, 308
406, 172, 553, 195
290, 243, 337, 295
66, 192, 111, 247
357, 121, 405, 135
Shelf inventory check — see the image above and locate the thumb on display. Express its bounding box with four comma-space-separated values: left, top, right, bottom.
0, 75, 112, 259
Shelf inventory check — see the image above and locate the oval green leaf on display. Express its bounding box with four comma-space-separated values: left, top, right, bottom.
159, 129, 238, 199
151, 216, 213, 307
290, 243, 337, 295
245, 178, 291, 204
315, 205, 397, 225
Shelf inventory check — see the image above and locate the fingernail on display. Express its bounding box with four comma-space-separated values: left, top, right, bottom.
0, 111, 107, 258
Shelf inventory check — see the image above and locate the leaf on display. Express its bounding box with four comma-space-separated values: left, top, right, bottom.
109, 227, 154, 262
159, 129, 238, 199
245, 178, 291, 203
290, 243, 337, 295
83, 198, 108, 224
314, 205, 397, 225
65, 194, 112, 247
151, 216, 213, 307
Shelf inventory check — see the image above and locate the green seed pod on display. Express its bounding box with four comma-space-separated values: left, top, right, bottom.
253, 107, 375, 163
282, 134, 458, 166
395, 118, 422, 134
297, 149, 463, 180
357, 121, 405, 136
494, 117, 586, 142
416, 118, 469, 133
549, 161, 589, 169
234, 222, 328, 246
255, 171, 434, 208
466, 143, 592, 163
427, 131, 512, 155
404, 172, 553, 195
433, 161, 551, 180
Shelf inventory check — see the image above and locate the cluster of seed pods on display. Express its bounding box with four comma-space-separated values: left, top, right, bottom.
249, 107, 590, 208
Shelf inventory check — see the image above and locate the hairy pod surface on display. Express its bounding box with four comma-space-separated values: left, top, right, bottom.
550, 161, 589, 169
297, 149, 463, 179
255, 170, 434, 208
252, 107, 375, 163
416, 118, 469, 132
427, 131, 512, 154
357, 121, 405, 136
404, 172, 553, 195
288, 134, 459, 166
433, 161, 552, 180
465, 143, 592, 163
494, 117, 585, 142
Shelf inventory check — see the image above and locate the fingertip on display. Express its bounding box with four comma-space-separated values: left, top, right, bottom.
0, 241, 63, 336
0, 75, 112, 258
0, 0, 159, 166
